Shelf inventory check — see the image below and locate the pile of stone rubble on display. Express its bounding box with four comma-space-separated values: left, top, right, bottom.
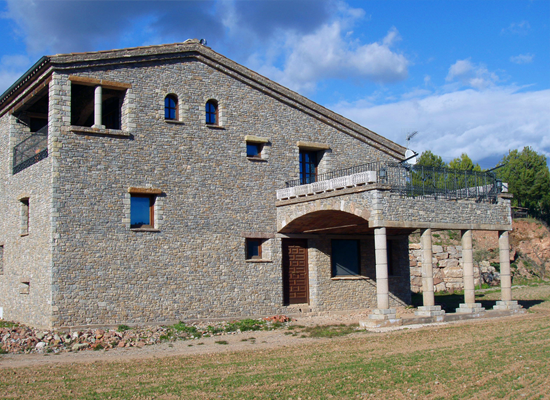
0, 315, 293, 355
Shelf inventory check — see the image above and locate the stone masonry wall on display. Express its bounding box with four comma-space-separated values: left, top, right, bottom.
409, 243, 500, 293
0, 111, 53, 329
308, 235, 410, 312
47, 56, 398, 327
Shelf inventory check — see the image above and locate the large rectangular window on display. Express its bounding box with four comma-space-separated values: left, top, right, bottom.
130, 194, 155, 228
331, 239, 360, 276
299, 150, 318, 184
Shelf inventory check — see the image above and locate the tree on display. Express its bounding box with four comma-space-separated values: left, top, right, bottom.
416, 150, 446, 169
497, 147, 550, 222
449, 153, 482, 171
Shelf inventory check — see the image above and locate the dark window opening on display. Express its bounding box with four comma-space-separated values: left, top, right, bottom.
332, 239, 361, 276
246, 239, 264, 260
299, 150, 318, 184
205, 100, 218, 125
71, 84, 125, 129
131, 195, 155, 228
102, 89, 124, 130
247, 142, 263, 158
71, 84, 95, 127
165, 95, 178, 120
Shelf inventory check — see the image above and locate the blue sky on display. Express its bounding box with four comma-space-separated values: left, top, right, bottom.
1, 0, 548, 168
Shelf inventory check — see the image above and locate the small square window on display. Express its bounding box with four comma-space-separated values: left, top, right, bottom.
246, 142, 263, 158
131, 194, 155, 228
246, 239, 264, 260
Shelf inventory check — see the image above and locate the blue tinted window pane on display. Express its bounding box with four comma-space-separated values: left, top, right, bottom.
206, 101, 217, 124
165, 97, 176, 120
131, 196, 151, 227
332, 240, 360, 276
247, 240, 260, 259
247, 143, 260, 157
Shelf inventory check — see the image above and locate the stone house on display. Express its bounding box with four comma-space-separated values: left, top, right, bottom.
0, 40, 518, 329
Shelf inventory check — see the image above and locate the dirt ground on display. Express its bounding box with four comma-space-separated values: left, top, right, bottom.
2, 283, 549, 371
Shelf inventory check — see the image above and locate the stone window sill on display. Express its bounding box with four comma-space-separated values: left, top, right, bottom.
245, 259, 272, 263
20, 233, 29, 237
69, 126, 131, 138
165, 120, 185, 125
130, 228, 160, 232
331, 276, 369, 280
206, 124, 225, 130
247, 157, 267, 162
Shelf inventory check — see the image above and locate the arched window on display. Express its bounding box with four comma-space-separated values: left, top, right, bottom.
165, 94, 178, 120
205, 99, 218, 125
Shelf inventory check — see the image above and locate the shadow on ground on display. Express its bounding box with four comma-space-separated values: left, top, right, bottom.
411, 293, 545, 312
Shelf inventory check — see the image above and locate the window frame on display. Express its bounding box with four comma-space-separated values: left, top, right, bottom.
331, 239, 361, 277
19, 197, 29, 236
246, 238, 264, 260
164, 94, 178, 121
299, 150, 318, 185
130, 194, 155, 229
246, 142, 263, 158
205, 99, 218, 125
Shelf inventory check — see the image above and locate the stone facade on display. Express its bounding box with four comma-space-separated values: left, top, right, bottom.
409, 244, 501, 293
0, 41, 413, 329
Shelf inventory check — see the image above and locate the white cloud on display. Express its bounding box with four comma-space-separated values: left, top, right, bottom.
256, 23, 409, 93
332, 87, 550, 165
446, 59, 499, 89
501, 20, 531, 35
510, 53, 534, 64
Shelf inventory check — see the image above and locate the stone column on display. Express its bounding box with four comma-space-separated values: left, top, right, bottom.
360, 227, 401, 328
493, 230, 522, 311
374, 227, 389, 310
421, 228, 435, 307
93, 85, 104, 129
415, 229, 445, 318
456, 229, 484, 313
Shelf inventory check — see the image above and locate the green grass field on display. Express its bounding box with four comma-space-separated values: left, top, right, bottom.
2, 283, 550, 399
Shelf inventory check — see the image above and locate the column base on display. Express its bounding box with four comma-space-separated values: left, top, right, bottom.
456, 303, 485, 314
359, 309, 402, 328
415, 305, 445, 317
492, 300, 523, 311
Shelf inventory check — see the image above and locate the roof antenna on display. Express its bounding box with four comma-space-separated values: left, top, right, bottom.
404, 131, 418, 165
199, 39, 207, 46
405, 131, 418, 149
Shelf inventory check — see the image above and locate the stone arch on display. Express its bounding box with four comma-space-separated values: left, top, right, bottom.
278, 209, 370, 234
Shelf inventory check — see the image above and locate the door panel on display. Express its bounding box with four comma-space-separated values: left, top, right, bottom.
283, 239, 309, 305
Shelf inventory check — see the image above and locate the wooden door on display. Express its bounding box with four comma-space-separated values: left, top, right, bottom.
282, 239, 309, 305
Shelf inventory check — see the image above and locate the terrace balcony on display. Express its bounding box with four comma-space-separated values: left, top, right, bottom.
13, 125, 48, 174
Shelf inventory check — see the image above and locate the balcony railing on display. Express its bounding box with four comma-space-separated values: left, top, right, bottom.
13, 125, 48, 174
279, 161, 502, 203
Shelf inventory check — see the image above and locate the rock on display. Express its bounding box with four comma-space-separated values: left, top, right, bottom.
409, 243, 421, 250
443, 266, 463, 278
35, 342, 47, 350
71, 343, 89, 351
35, 332, 45, 341
432, 245, 443, 254
435, 252, 449, 260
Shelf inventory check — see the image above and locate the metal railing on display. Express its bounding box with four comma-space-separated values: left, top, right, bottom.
13, 125, 48, 174
282, 161, 501, 203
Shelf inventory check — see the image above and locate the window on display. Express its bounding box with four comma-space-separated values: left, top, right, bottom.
246, 238, 265, 260
299, 150, 318, 184
20, 197, 29, 236
205, 99, 218, 125
247, 142, 263, 158
165, 94, 178, 120
0, 245, 3, 275
131, 194, 155, 228
331, 239, 361, 276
